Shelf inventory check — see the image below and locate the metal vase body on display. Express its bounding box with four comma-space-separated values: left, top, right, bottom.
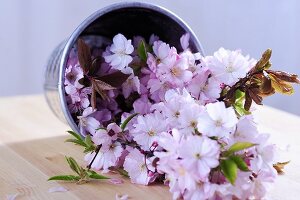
44, 2, 204, 133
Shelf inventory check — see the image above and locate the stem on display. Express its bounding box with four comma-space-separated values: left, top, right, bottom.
87, 145, 101, 169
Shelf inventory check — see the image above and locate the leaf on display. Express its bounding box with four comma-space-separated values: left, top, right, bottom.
224, 142, 256, 156
48, 175, 80, 181
67, 130, 83, 141
220, 159, 238, 185
259, 75, 275, 97
269, 73, 295, 95
244, 91, 252, 111
233, 90, 251, 116
273, 161, 290, 174
137, 40, 148, 62
65, 156, 81, 175
91, 88, 97, 109
92, 78, 116, 91
114, 168, 129, 178
229, 155, 249, 171
65, 138, 87, 147
83, 145, 96, 153
92, 78, 115, 100
248, 89, 263, 105
89, 57, 102, 75
267, 70, 300, 84
85, 135, 93, 147
255, 49, 272, 71
98, 71, 130, 88
88, 171, 110, 180
77, 38, 92, 74
120, 113, 139, 130
234, 104, 251, 116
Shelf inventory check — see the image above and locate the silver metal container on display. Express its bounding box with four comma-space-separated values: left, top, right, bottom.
44, 2, 204, 133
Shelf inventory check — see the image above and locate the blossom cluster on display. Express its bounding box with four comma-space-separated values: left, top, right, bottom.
64, 33, 278, 199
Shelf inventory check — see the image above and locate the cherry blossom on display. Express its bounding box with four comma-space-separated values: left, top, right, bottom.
204, 47, 254, 86
197, 101, 238, 138
132, 111, 166, 150
123, 148, 153, 185
104, 33, 134, 71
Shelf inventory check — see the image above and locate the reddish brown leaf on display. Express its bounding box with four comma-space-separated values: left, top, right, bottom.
77, 39, 92, 74
268, 73, 294, 95
244, 91, 252, 111
91, 78, 115, 101
91, 88, 97, 109
98, 71, 130, 88
248, 89, 263, 105
255, 49, 272, 71
259, 75, 275, 97
267, 70, 300, 84
89, 57, 102, 76
92, 78, 116, 91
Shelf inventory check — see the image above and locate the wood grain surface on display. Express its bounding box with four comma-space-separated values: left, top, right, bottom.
0, 95, 299, 200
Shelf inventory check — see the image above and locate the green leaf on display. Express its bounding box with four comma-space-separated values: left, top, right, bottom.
121, 113, 139, 130
85, 135, 93, 147
234, 89, 245, 101
224, 142, 256, 156
137, 40, 148, 62
65, 156, 81, 175
65, 138, 87, 147
233, 104, 251, 116
48, 175, 80, 181
67, 130, 83, 141
87, 171, 110, 180
115, 168, 129, 178
220, 159, 238, 185
229, 155, 249, 171
83, 145, 96, 153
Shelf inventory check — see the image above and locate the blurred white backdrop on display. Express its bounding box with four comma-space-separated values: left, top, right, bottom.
0, 0, 299, 115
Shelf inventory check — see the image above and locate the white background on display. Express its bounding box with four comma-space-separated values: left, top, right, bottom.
0, 0, 299, 115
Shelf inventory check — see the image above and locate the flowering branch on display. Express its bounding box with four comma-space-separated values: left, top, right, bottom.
219, 49, 300, 112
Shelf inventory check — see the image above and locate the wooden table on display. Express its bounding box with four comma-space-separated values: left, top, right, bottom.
0, 95, 299, 200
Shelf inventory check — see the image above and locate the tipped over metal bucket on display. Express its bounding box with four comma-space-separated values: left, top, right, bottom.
44, 2, 204, 133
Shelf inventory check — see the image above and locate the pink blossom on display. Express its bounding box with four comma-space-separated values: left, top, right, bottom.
109, 178, 124, 185
178, 103, 204, 135
132, 111, 166, 151
133, 95, 151, 115
65, 64, 84, 88
147, 78, 173, 102
123, 148, 153, 185
149, 34, 159, 45
115, 194, 129, 200
92, 123, 120, 147
66, 87, 91, 113
101, 142, 123, 171
154, 129, 183, 162
152, 41, 174, 65
78, 107, 100, 136
187, 67, 221, 103
203, 48, 254, 86
121, 68, 141, 98
157, 55, 193, 87
178, 135, 220, 180
104, 33, 134, 71
197, 101, 238, 138
180, 33, 190, 50
84, 151, 105, 170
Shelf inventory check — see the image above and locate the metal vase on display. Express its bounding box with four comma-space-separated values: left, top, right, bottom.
44, 2, 204, 133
